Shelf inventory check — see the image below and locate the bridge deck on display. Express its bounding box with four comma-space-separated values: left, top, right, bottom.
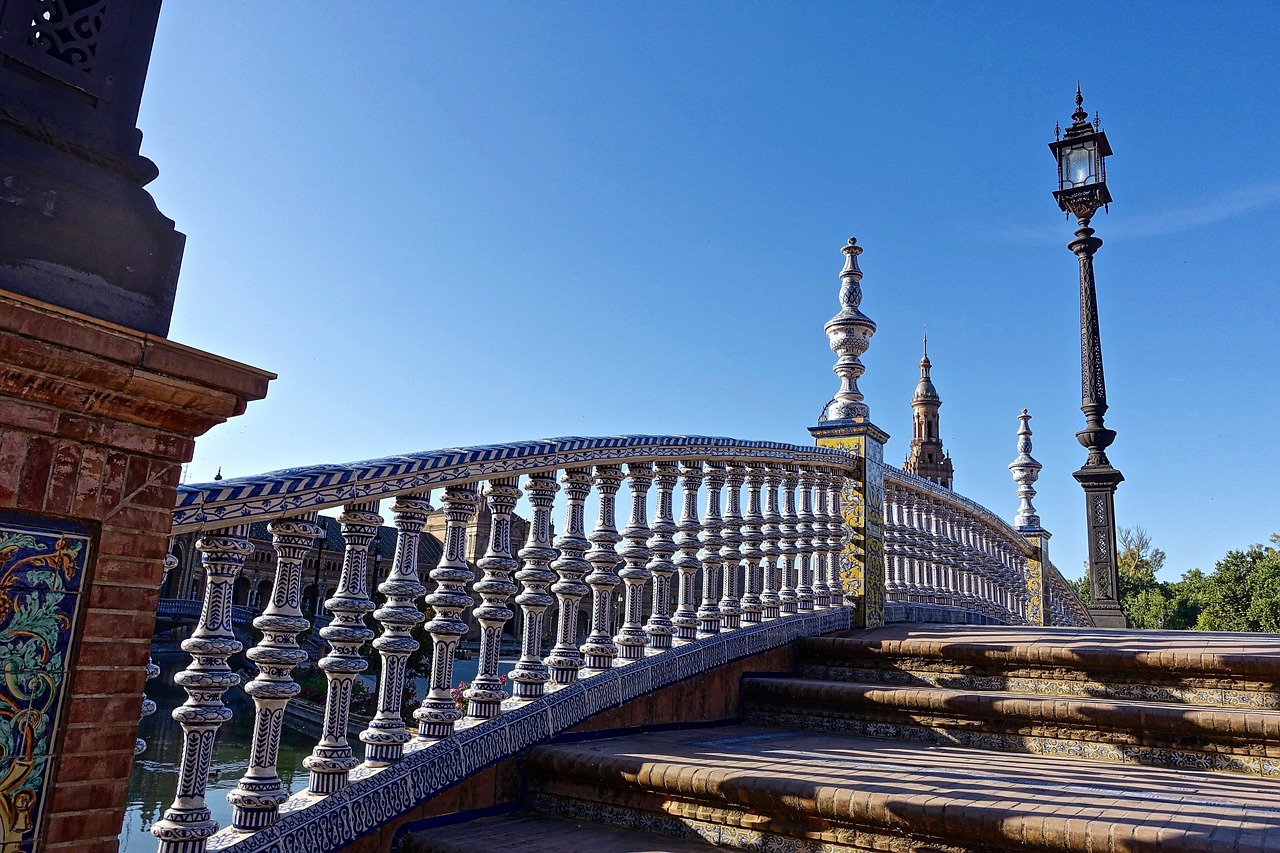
525, 725, 1280, 852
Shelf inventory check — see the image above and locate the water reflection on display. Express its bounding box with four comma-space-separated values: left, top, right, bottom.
120, 653, 510, 853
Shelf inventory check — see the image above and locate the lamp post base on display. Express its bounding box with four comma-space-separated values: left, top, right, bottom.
1087, 601, 1128, 629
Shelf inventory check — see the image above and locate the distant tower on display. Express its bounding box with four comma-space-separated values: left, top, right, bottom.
904, 332, 954, 489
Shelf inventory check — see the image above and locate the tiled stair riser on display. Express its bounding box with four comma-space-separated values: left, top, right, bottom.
797, 663, 1280, 710
526, 792, 969, 853
741, 707, 1280, 778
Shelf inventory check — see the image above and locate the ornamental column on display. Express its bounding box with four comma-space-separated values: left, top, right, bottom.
615, 463, 654, 659
809, 237, 890, 627
227, 513, 321, 829
465, 478, 521, 717
644, 462, 680, 648
582, 466, 624, 669
153, 526, 252, 851
304, 501, 382, 796
362, 493, 431, 764
1009, 409, 1052, 626
548, 468, 592, 683
414, 486, 477, 739
511, 474, 560, 698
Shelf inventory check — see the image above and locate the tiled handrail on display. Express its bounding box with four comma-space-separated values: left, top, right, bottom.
151, 436, 861, 853
171, 435, 851, 533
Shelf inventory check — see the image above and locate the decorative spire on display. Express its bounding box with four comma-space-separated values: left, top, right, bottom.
913, 330, 939, 404
1065, 85, 1093, 137
214, 467, 223, 481
904, 331, 952, 489
1009, 409, 1043, 531
818, 237, 877, 424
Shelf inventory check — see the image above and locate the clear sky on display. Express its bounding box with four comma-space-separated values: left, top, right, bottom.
139, 3, 1280, 583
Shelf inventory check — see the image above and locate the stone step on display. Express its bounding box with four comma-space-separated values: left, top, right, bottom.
525, 725, 1280, 853
798, 626, 1280, 709
400, 811, 720, 853
741, 676, 1280, 777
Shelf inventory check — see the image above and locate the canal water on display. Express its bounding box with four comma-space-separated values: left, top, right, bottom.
120, 652, 513, 853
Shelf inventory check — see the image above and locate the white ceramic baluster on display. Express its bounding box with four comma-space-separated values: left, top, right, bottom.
614, 463, 653, 661
465, 478, 520, 718
778, 466, 799, 615
696, 462, 726, 637
644, 462, 679, 649
811, 479, 830, 608
415, 485, 477, 740
305, 501, 381, 795
760, 466, 783, 619
547, 468, 591, 683
152, 524, 252, 852
827, 469, 848, 606
581, 465, 623, 671
796, 467, 816, 612
362, 494, 431, 765
719, 464, 745, 628
228, 514, 322, 828
739, 466, 765, 624
671, 462, 703, 642
510, 473, 560, 699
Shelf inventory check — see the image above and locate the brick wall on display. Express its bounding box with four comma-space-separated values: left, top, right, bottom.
0, 292, 271, 852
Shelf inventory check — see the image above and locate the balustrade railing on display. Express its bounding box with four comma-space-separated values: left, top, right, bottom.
150, 436, 860, 853
148, 434, 1091, 853
883, 465, 1087, 626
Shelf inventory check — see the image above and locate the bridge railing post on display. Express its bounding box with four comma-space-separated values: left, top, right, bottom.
305, 501, 382, 796
228, 512, 322, 829
152, 524, 252, 853
362, 493, 431, 765
812, 436, 887, 629
415, 485, 478, 739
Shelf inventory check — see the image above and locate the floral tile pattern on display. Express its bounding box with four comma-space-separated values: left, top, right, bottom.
0, 510, 92, 853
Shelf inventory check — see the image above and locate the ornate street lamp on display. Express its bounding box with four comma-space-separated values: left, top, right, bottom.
1049, 86, 1127, 628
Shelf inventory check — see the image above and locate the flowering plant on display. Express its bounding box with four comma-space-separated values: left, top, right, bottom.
448, 674, 506, 715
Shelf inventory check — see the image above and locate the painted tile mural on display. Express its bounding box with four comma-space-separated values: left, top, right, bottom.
0, 510, 91, 852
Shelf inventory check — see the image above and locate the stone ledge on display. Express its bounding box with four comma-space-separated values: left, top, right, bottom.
805, 625, 1280, 681
0, 290, 273, 438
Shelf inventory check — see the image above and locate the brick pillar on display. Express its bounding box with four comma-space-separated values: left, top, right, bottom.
0, 292, 272, 852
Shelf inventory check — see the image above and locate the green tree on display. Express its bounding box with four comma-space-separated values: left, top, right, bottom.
1195, 543, 1280, 632
1069, 530, 1280, 632
1115, 527, 1177, 629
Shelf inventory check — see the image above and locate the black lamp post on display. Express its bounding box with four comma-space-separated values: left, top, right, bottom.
1049, 86, 1127, 628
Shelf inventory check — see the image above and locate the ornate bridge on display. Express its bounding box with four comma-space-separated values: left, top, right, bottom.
140, 236, 1096, 853
154, 597, 256, 631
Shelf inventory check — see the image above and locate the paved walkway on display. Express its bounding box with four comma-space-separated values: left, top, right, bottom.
530, 725, 1280, 852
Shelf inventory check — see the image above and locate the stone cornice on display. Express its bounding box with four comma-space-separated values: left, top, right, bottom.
0, 290, 273, 452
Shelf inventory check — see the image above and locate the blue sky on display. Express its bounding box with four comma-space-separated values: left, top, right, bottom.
139, 4, 1280, 582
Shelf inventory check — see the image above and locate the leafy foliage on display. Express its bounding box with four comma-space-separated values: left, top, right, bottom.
1073, 528, 1280, 631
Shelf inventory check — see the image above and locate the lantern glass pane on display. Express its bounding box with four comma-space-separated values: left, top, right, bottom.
1064, 143, 1094, 187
